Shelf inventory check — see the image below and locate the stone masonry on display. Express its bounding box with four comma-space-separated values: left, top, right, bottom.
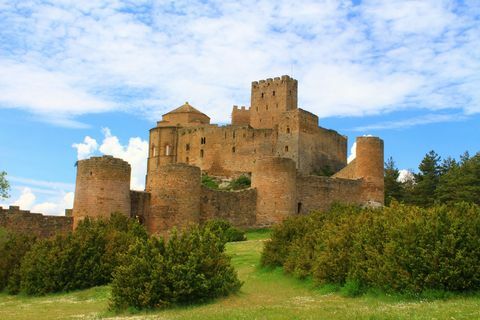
4, 75, 383, 237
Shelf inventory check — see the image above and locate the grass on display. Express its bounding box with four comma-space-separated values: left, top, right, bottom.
1, 229, 480, 319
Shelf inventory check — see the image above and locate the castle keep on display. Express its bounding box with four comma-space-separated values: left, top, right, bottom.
70, 75, 384, 234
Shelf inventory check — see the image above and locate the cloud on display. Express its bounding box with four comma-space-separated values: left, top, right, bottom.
72, 136, 99, 160
352, 113, 468, 132
12, 187, 36, 210
32, 192, 74, 216
1, 177, 75, 216
72, 128, 148, 190
98, 128, 148, 190
0, 0, 478, 126
398, 169, 415, 183
347, 142, 356, 163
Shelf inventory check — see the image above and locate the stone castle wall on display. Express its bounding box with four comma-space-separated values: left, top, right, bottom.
145, 164, 201, 234
250, 75, 298, 129
231, 106, 250, 126
252, 157, 297, 226
72, 156, 131, 228
0, 206, 72, 238
199, 186, 256, 228
296, 175, 364, 214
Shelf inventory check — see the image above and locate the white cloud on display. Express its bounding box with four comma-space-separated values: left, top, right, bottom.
398, 169, 415, 183
32, 192, 74, 216
1, 178, 75, 216
72, 136, 99, 160
12, 187, 36, 210
73, 128, 148, 190
347, 142, 356, 163
352, 113, 468, 132
0, 0, 478, 126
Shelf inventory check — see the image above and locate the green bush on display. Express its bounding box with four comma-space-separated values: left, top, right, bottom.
228, 175, 251, 190
201, 174, 219, 189
19, 213, 147, 295
203, 219, 246, 243
0, 231, 37, 294
110, 225, 242, 310
261, 203, 480, 294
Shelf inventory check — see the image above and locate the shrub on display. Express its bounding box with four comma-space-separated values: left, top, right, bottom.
261, 203, 480, 294
201, 175, 219, 189
110, 225, 242, 310
228, 175, 251, 190
19, 213, 147, 295
0, 231, 36, 294
203, 219, 246, 243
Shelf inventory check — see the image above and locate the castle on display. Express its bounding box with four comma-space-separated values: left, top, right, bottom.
71, 75, 384, 234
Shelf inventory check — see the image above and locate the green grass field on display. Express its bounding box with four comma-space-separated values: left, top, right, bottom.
1, 229, 480, 319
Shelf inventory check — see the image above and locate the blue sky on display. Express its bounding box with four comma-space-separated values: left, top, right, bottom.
0, 0, 479, 215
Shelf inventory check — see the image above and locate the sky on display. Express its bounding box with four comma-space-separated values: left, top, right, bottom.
0, 0, 479, 215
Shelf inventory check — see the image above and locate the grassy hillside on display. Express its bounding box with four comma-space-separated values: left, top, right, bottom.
1, 229, 479, 319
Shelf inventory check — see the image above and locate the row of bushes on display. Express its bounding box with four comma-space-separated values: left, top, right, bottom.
0, 216, 243, 310
262, 203, 480, 294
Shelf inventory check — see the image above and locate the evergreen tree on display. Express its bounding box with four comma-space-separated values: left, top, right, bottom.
412, 150, 441, 207
0, 171, 9, 200
384, 157, 404, 205
436, 152, 480, 205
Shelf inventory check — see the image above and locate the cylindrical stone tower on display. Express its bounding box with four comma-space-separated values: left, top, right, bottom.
72, 155, 131, 228
252, 157, 297, 226
145, 163, 201, 234
355, 136, 384, 205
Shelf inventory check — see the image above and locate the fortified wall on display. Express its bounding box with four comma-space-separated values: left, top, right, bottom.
0, 206, 72, 238
3, 75, 385, 238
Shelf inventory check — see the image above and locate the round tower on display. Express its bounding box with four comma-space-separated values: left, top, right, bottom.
145, 163, 201, 234
252, 157, 297, 226
355, 136, 384, 205
72, 155, 131, 228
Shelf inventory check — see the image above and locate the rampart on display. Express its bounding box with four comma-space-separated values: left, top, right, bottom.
72, 156, 131, 228
0, 206, 72, 238
199, 186, 256, 228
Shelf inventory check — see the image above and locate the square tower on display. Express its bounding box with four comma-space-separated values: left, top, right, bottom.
250, 75, 298, 129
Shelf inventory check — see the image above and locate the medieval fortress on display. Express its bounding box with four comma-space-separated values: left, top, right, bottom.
1, 75, 384, 236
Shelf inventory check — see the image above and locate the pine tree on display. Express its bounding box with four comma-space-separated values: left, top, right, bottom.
436, 152, 480, 204
412, 150, 441, 207
384, 157, 404, 205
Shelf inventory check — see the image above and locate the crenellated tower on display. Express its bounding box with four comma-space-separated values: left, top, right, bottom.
250, 75, 298, 129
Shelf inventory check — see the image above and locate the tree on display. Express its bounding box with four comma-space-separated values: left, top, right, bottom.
436, 152, 480, 205
0, 171, 9, 200
412, 150, 441, 207
384, 157, 404, 205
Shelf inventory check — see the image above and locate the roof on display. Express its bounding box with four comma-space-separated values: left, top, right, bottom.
164, 102, 209, 118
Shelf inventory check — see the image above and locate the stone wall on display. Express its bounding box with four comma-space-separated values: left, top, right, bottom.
250, 75, 298, 129
145, 164, 201, 234
252, 157, 297, 226
72, 155, 131, 228
130, 191, 150, 223
296, 175, 364, 215
199, 186, 257, 228
231, 106, 250, 126
0, 206, 72, 238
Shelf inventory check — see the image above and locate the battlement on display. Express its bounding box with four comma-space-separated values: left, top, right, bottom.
252, 75, 296, 87
0, 206, 73, 238
77, 155, 130, 168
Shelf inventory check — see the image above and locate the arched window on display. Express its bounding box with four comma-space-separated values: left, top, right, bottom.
261, 92, 264, 98
272, 90, 275, 96
287, 127, 290, 134
285, 145, 289, 152
200, 149, 204, 158
186, 156, 189, 163
185, 143, 190, 151
232, 146, 236, 153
